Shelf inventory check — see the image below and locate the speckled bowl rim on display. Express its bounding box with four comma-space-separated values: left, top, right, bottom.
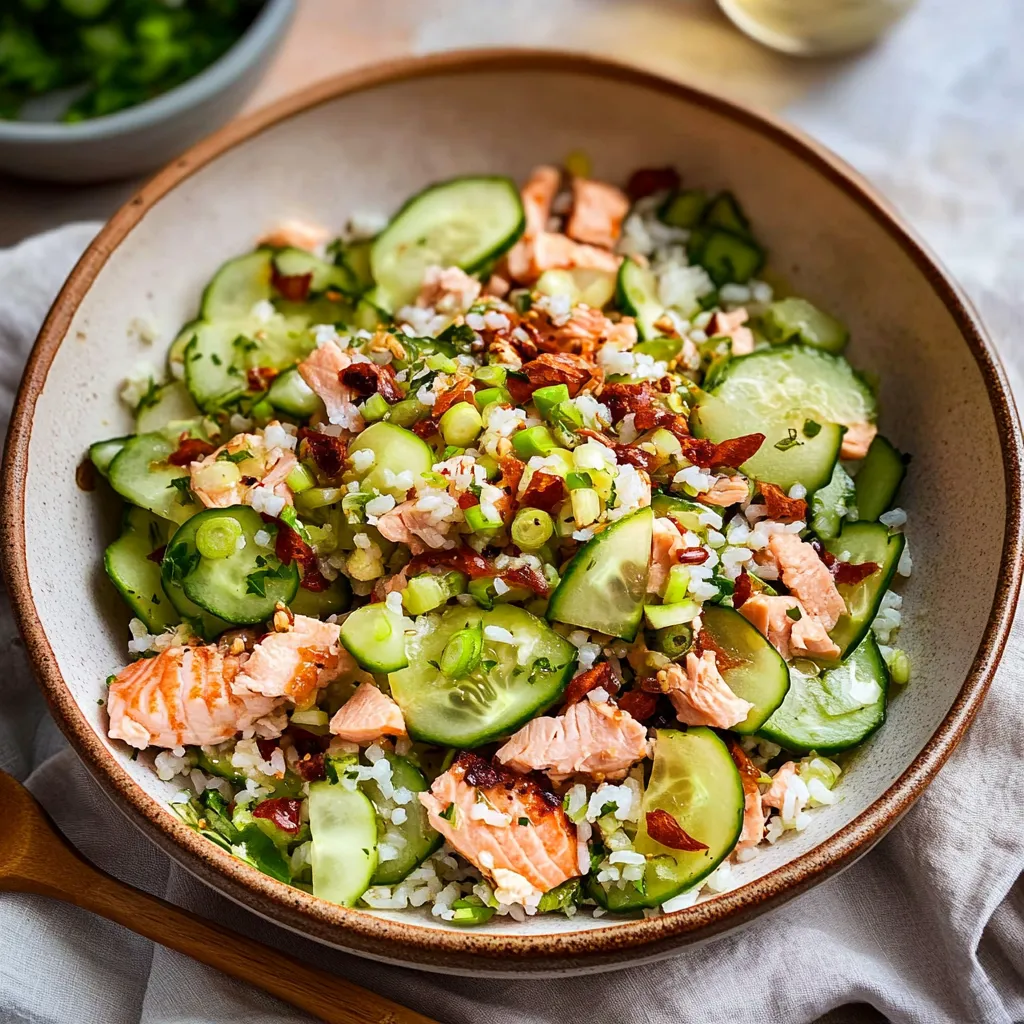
3, 50, 1021, 972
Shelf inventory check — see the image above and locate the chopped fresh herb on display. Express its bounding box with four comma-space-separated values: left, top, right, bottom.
134, 378, 161, 414
105, 674, 116, 687
599, 801, 618, 817
480, 659, 498, 672
163, 541, 199, 583
774, 428, 803, 452
210, 353, 222, 367
167, 475, 195, 505
437, 323, 476, 354
440, 802, 457, 824
802, 419, 822, 438
786, 606, 803, 621
279, 505, 309, 542
518, 817, 530, 826
245, 561, 291, 598
96, 698, 105, 706
217, 448, 252, 464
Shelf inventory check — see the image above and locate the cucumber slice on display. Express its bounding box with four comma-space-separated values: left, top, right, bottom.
200, 250, 273, 320
659, 189, 708, 229
759, 634, 889, 754
135, 381, 200, 434
537, 267, 617, 309
340, 603, 408, 672
336, 238, 374, 295
89, 436, 130, 479
650, 494, 706, 533
168, 319, 202, 378
633, 337, 683, 363
163, 506, 299, 625
824, 522, 905, 658
272, 247, 355, 296
692, 344, 875, 492
363, 754, 441, 885
547, 507, 653, 642
308, 779, 378, 906
762, 297, 849, 354
289, 577, 352, 619
810, 462, 856, 541
347, 422, 433, 501
194, 744, 303, 798
389, 604, 576, 747
694, 229, 765, 287
703, 192, 753, 239
104, 507, 179, 632
266, 366, 322, 419
590, 728, 743, 911
107, 430, 202, 524
854, 436, 908, 521
371, 176, 525, 311
161, 561, 230, 641
699, 605, 789, 733
616, 258, 663, 340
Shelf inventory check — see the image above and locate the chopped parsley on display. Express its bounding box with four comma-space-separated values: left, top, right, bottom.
167, 476, 195, 505
163, 542, 199, 583
802, 419, 822, 438
518, 817, 530, 827
217, 448, 252, 464
245, 561, 292, 597
786, 606, 803, 621
774, 428, 803, 452
440, 802, 457, 824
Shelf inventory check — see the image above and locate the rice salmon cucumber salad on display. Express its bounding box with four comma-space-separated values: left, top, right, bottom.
91, 161, 912, 922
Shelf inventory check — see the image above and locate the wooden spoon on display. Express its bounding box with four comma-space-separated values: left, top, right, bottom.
0, 770, 438, 1024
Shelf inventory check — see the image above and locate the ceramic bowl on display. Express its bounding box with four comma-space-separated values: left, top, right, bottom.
3, 51, 1021, 976
0, 0, 295, 184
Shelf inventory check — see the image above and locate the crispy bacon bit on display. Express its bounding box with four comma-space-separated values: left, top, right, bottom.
758, 480, 808, 523
600, 381, 680, 433
168, 436, 216, 466
432, 379, 475, 419
407, 546, 549, 596
646, 808, 708, 851
296, 752, 326, 782
501, 564, 550, 596
562, 662, 616, 708
677, 433, 765, 470
510, 352, 598, 402
677, 547, 710, 565
519, 471, 566, 513
497, 454, 526, 496
832, 560, 880, 586
626, 166, 681, 201
271, 266, 313, 302
247, 366, 279, 392
693, 629, 744, 671
275, 523, 329, 591
339, 362, 403, 404
298, 428, 347, 479
616, 689, 659, 722
457, 492, 479, 510
733, 569, 753, 609
252, 797, 303, 835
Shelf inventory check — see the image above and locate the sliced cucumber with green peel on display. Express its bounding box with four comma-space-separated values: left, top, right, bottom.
699, 605, 789, 733
762, 297, 849, 354
168, 319, 202, 377
272, 247, 355, 296
693, 229, 765, 287
107, 430, 203, 524
616, 258, 663, 340
759, 635, 889, 754
702, 192, 754, 239
659, 189, 708, 229
89, 436, 130, 479
340, 603, 408, 672
161, 561, 230, 641
650, 494, 707, 533
200, 250, 273, 320
547, 507, 653, 641
810, 462, 856, 541
824, 522, 905, 658
135, 380, 200, 434
266, 366, 323, 419
336, 238, 374, 295
371, 176, 525, 311
854, 436, 908, 521
590, 728, 743, 911
104, 507, 179, 632
163, 506, 299, 625
289, 577, 352, 619
309, 780, 378, 907
347, 421, 433, 501
389, 604, 575, 747
363, 755, 441, 885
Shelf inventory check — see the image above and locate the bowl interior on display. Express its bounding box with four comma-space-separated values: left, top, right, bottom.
13, 57, 1016, 961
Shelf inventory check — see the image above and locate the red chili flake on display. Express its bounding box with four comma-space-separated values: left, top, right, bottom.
252, 797, 304, 835
832, 560, 880, 586
167, 436, 216, 466
626, 166, 681, 200
339, 362, 403, 404
693, 629, 744, 671
727, 738, 762, 786
413, 418, 438, 439
677, 547, 710, 565
562, 662, 616, 707
297, 427, 347, 479
432, 379, 475, 419
256, 738, 278, 761
677, 433, 765, 470
616, 689, 659, 722
247, 366, 279, 392
296, 752, 326, 783
758, 480, 808, 523
457, 492, 479, 510
407, 546, 549, 596
732, 569, 753, 608
500, 564, 550, 597
275, 521, 328, 590
646, 809, 708, 851
147, 544, 166, 565
271, 265, 313, 302
519, 471, 566, 513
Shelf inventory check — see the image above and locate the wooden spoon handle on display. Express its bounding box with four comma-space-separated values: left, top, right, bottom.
22, 863, 438, 1024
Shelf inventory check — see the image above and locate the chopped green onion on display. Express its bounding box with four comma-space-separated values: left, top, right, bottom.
467, 577, 496, 610
474, 364, 507, 387
662, 564, 691, 603
290, 708, 329, 727
449, 897, 496, 927
439, 570, 468, 596
195, 516, 242, 560
511, 508, 554, 550
464, 503, 502, 532
570, 487, 601, 528
512, 424, 558, 460
285, 464, 315, 495
425, 353, 458, 373
361, 393, 390, 423
565, 471, 592, 491
439, 402, 483, 447
476, 454, 500, 480
296, 486, 344, 513
250, 398, 274, 424
532, 384, 570, 420
475, 387, 511, 410
439, 623, 484, 679
386, 398, 429, 428
402, 575, 448, 615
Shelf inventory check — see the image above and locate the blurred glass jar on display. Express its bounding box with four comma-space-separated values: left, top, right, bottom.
717, 0, 918, 56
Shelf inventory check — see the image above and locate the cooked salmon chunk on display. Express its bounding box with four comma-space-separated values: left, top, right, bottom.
296, 342, 363, 431
706, 308, 755, 356
235, 614, 343, 708
762, 761, 797, 810
495, 699, 648, 783
648, 516, 686, 595
768, 533, 846, 630
329, 681, 407, 744
420, 754, 580, 902
840, 421, 877, 460
656, 651, 753, 730
375, 499, 452, 555
257, 218, 329, 252
699, 474, 750, 507
415, 265, 482, 314
566, 178, 629, 249
739, 593, 841, 660
190, 427, 296, 509
729, 741, 765, 849
106, 645, 277, 750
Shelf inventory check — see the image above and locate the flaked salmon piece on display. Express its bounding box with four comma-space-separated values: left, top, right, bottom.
656, 651, 753, 730
329, 681, 407, 744
706, 308, 755, 357
419, 754, 580, 901
190, 427, 296, 510
235, 614, 342, 709
508, 231, 622, 284
566, 178, 630, 249
375, 499, 453, 555
415, 265, 482, 314
535, 304, 636, 358
699, 474, 750, 507
739, 593, 841, 661
505, 166, 560, 282
762, 761, 797, 811
484, 274, 510, 298
769, 533, 845, 630
296, 342, 364, 432
257, 218, 329, 252
729, 742, 765, 849
107, 645, 277, 750
495, 699, 648, 783
648, 517, 685, 595
841, 421, 877, 460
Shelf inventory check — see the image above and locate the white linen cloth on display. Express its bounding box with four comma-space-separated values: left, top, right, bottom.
0, 3, 1022, 1019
